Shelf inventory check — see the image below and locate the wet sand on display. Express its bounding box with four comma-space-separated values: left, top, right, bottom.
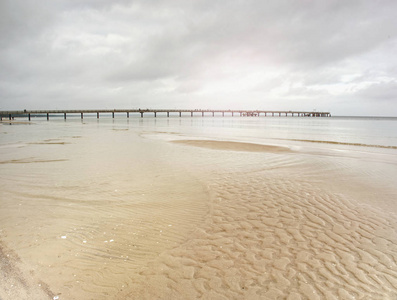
0, 241, 54, 299
116, 140, 397, 299
1, 133, 397, 299
172, 140, 292, 153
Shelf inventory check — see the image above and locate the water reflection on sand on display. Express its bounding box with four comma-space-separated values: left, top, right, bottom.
1, 118, 397, 299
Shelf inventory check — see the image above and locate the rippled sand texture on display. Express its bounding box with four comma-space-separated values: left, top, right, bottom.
2, 123, 397, 299
119, 143, 397, 299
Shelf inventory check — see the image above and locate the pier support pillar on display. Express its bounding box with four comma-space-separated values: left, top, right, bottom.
112, 112, 115, 118
179, 112, 181, 117
232, 112, 234, 117
212, 112, 214, 117
47, 113, 49, 120
127, 112, 129, 118
154, 112, 157, 117
9, 114, 12, 120
97, 112, 99, 119
64, 113, 66, 120
202, 112, 204, 117
140, 112, 143, 118
29, 114, 31, 121
191, 112, 193, 117
167, 112, 169, 117
81, 113, 83, 119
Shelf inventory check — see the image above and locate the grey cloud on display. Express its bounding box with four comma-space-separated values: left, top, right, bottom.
354, 81, 397, 102
1, 0, 397, 114
0, 0, 56, 48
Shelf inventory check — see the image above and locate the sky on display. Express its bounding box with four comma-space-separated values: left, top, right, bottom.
1, 0, 397, 116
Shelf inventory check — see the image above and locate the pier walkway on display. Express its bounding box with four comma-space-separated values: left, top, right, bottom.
0, 109, 331, 120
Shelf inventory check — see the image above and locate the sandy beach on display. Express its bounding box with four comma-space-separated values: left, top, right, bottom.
116, 140, 397, 299
1, 120, 397, 299
172, 140, 293, 153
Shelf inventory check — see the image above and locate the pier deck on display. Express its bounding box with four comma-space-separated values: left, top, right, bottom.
0, 109, 331, 120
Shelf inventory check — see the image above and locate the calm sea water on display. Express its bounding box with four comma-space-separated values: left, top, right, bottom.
2, 115, 397, 146
1, 115, 397, 299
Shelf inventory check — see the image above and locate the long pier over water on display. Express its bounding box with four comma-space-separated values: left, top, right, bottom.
0, 109, 331, 120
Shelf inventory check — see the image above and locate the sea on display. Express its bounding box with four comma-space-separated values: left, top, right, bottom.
1, 115, 397, 299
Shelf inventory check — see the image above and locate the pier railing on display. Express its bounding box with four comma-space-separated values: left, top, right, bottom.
0, 109, 331, 120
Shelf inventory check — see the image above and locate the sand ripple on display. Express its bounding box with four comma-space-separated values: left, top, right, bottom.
121, 170, 397, 299
2, 128, 397, 299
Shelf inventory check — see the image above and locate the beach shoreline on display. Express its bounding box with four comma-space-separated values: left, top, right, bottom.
1, 118, 397, 299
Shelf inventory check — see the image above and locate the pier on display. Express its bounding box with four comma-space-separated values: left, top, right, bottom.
0, 109, 331, 120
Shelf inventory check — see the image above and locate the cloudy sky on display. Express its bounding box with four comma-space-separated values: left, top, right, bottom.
1, 0, 397, 116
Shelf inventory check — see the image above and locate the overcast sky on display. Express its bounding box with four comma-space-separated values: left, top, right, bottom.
1, 0, 397, 116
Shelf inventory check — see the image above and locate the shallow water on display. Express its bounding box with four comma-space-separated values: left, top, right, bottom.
1, 116, 397, 299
